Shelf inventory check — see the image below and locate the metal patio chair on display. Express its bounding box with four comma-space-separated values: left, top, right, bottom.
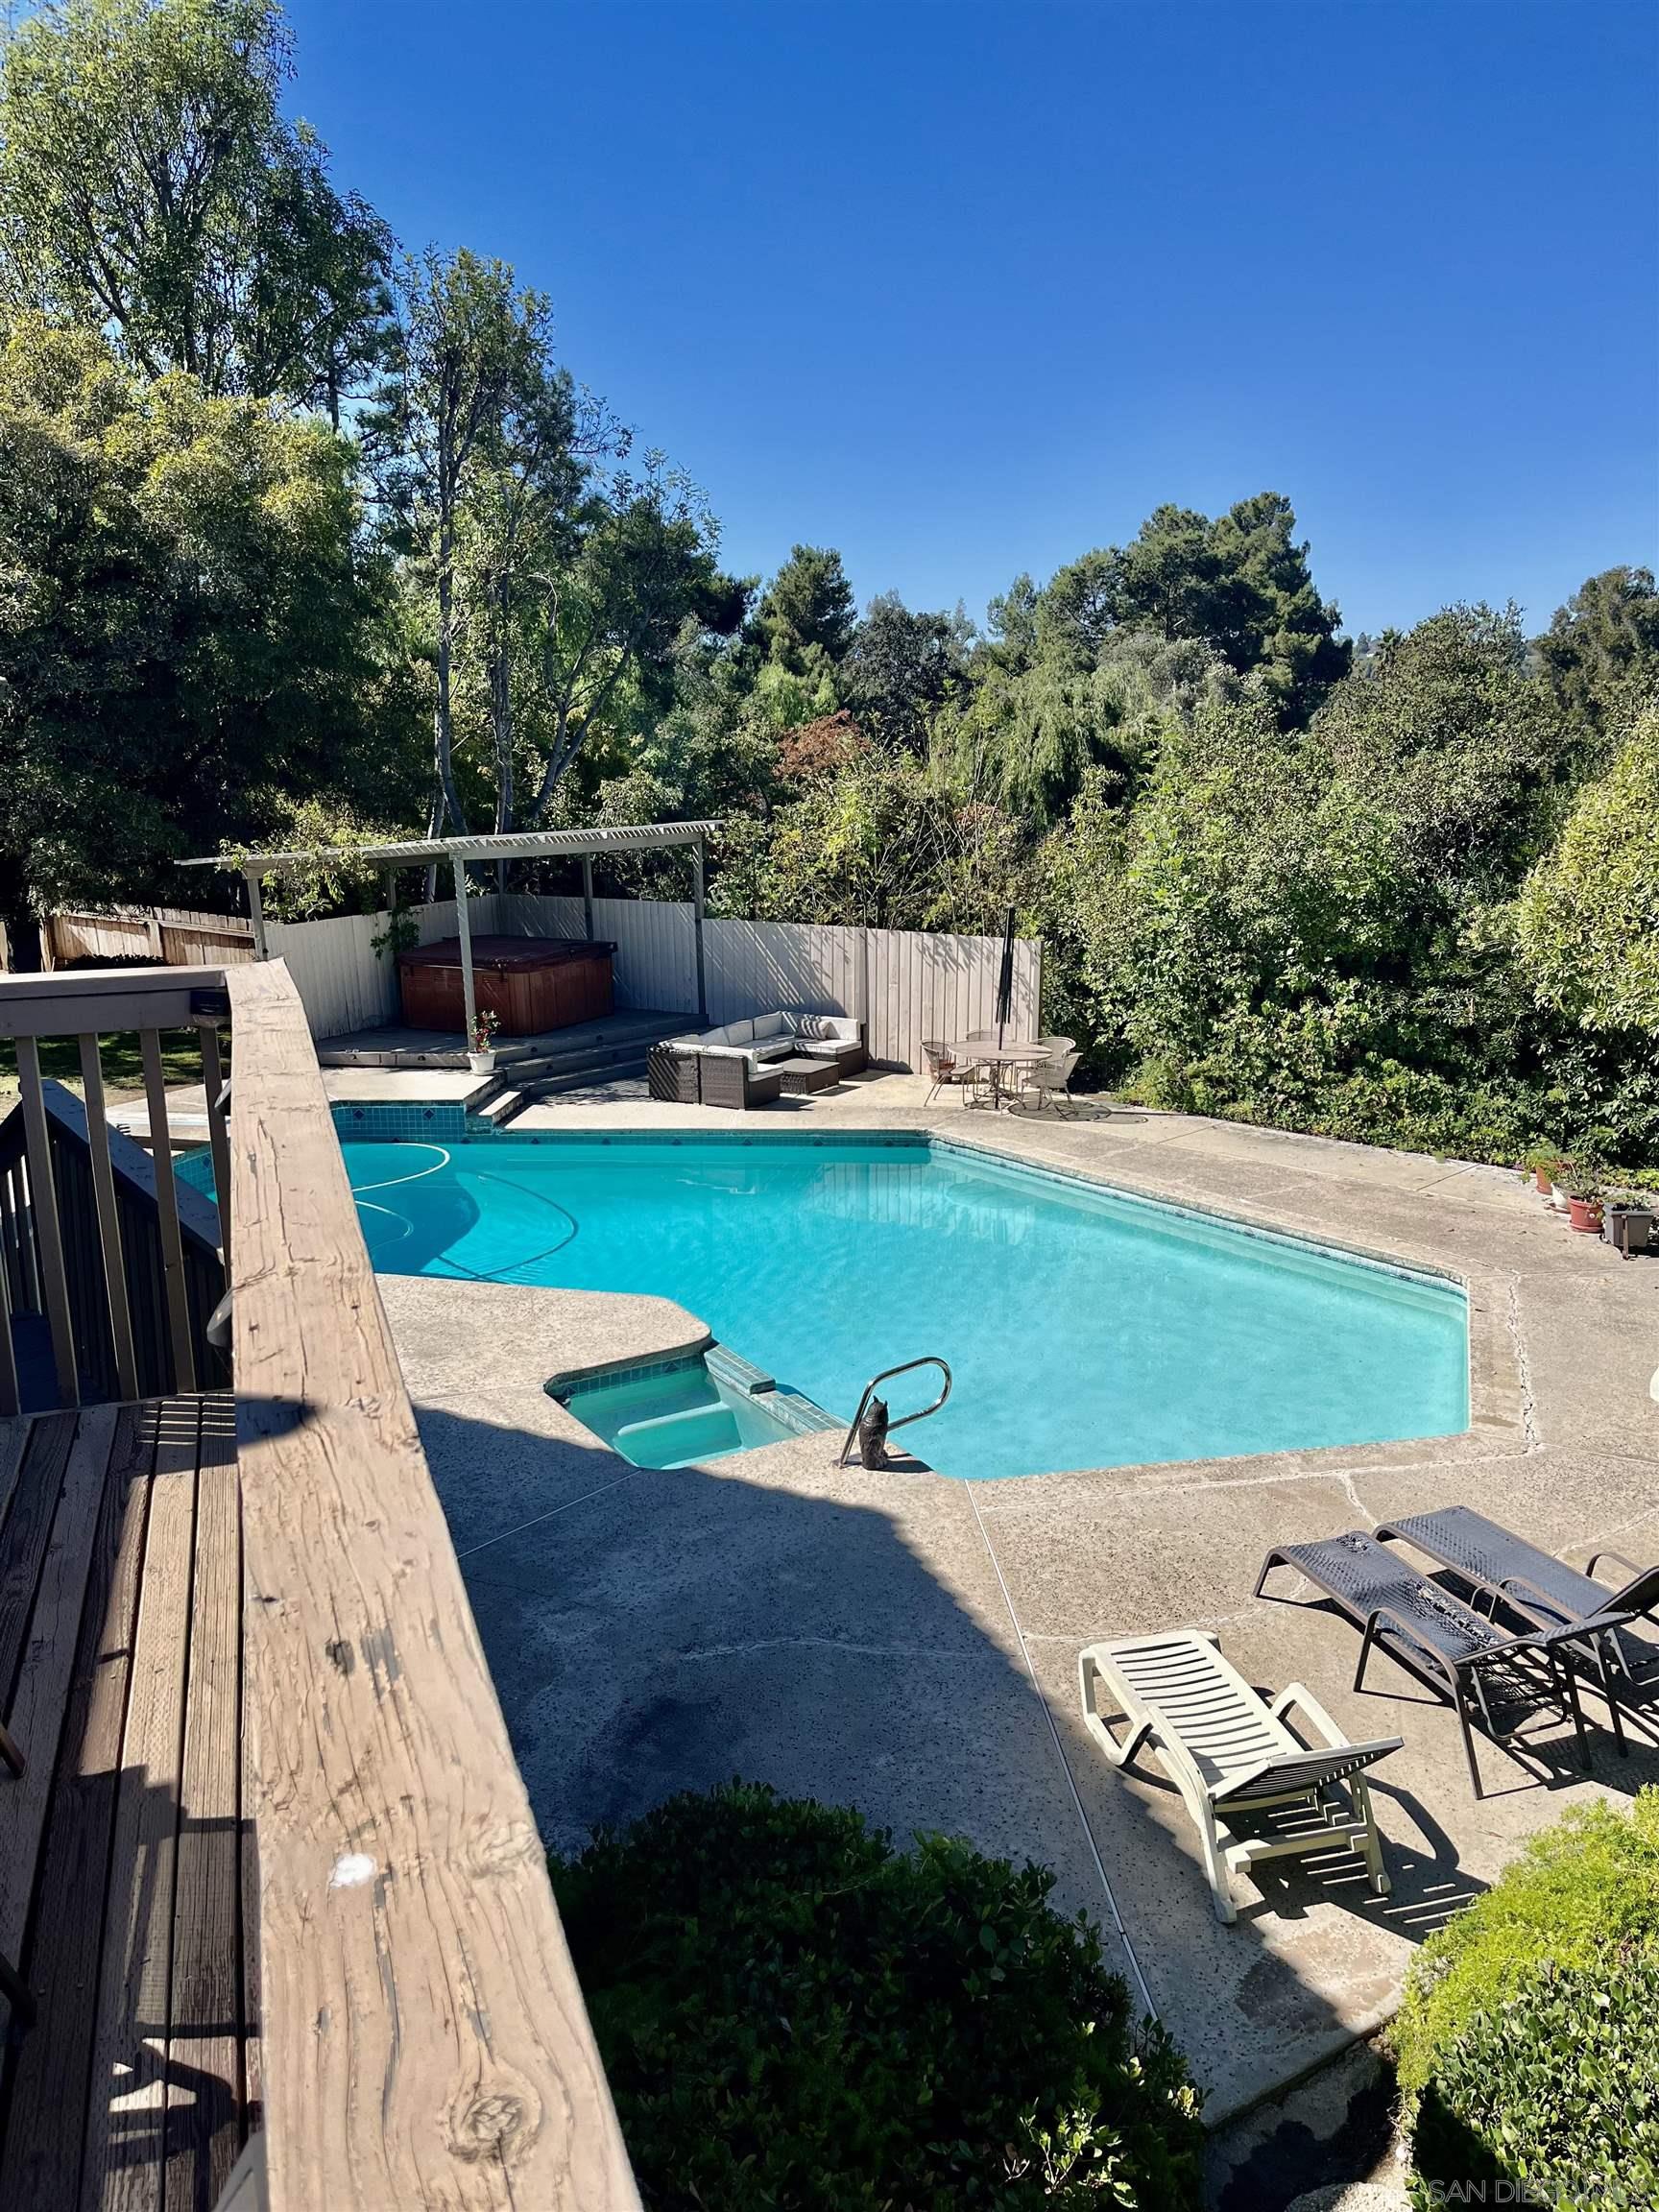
1077, 1629, 1400, 1924
1375, 1506, 1659, 1697
921, 1039, 963, 1104
1014, 1046, 1080, 1115
1256, 1528, 1627, 1797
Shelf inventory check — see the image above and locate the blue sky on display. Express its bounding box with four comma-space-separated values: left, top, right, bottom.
285, 0, 1657, 638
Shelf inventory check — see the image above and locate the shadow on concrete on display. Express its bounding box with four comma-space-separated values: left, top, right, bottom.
406, 1397, 1514, 2138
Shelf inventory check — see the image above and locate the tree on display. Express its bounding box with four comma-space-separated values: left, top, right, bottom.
373, 248, 551, 838
1115, 494, 1350, 723
1535, 566, 1659, 753
842, 589, 969, 753
1512, 706, 1659, 1034
750, 543, 856, 672
0, 0, 392, 419
522, 456, 733, 819
1310, 603, 1564, 906
0, 315, 411, 941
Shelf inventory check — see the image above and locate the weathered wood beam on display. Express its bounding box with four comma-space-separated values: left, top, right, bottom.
224, 958, 639, 2211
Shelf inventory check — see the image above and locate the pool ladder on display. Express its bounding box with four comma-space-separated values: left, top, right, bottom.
837, 1357, 953, 1467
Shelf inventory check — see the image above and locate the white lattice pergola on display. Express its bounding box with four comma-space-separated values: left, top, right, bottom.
181, 821, 722, 1039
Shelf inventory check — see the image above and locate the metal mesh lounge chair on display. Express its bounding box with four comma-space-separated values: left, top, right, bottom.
1255, 1529, 1625, 1797
1077, 1629, 1400, 1923
1375, 1506, 1659, 1695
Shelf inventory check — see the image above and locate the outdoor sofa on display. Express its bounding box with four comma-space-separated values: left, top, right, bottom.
648, 1011, 868, 1109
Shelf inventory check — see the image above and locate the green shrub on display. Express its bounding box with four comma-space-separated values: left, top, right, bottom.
1393, 1789, 1659, 2208
552, 1782, 1204, 2209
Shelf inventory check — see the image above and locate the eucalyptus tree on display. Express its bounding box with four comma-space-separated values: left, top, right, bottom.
0, 0, 392, 419
372, 248, 553, 840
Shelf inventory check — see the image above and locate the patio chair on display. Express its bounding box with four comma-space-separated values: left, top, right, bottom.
921, 1039, 962, 1104
1255, 1528, 1625, 1797
1375, 1506, 1659, 1695
1014, 1047, 1080, 1115
1077, 1630, 1400, 1924
960, 1028, 997, 1108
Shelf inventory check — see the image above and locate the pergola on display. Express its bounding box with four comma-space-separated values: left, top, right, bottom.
181, 820, 722, 1038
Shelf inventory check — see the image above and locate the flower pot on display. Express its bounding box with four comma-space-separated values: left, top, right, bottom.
1549, 1181, 1572, 1214
1533, 1167, 1553, 1195
1568, 1196, 1604, 1236
468, 1050, 496, 1076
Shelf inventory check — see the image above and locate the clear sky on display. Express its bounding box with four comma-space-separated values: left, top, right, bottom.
284, 0, 1658, 638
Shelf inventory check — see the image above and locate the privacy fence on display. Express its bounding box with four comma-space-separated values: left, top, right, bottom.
40, 893, 1044, 1072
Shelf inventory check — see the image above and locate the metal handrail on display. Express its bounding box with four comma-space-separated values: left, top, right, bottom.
837, 1356, 952, 1466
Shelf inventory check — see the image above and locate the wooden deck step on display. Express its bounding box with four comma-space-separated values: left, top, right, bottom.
0, 1395, 253, 2212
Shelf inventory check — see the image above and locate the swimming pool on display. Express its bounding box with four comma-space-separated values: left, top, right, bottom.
313, 1130, 1469, 1481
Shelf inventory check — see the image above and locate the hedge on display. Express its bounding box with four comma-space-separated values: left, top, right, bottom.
1393, 1788, 1659, 2209
551, 1781, 1204, 2209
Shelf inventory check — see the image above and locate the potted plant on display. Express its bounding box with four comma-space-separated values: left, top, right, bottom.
1565, 1171, 1605, 1237
468, 1007, 500, 1075
1523, 1143, 1566, 1199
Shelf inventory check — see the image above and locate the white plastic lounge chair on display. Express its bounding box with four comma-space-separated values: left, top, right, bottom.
1077, 1630, 1401, 1924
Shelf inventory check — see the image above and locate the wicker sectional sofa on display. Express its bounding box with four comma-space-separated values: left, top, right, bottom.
647, 1011, 868, 1109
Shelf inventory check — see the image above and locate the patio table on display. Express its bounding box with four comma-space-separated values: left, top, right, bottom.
947, 1039, 1047, 1110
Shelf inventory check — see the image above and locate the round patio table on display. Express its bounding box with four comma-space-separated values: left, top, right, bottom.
946, 1039, 1047, 1110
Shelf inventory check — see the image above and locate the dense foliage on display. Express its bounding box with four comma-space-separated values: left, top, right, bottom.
552, 1783, 1204, 2210
1392, 1790, 1659, 2209
2, 0, 1655, 1171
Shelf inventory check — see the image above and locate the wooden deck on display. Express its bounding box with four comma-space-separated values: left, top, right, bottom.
0, 957, 640, 2209
0, 1393, 253, 2211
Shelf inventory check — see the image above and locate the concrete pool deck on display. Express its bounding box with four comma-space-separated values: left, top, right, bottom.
373, 1097, 1659, 2123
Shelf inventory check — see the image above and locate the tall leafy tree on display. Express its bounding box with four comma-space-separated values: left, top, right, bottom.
1535, 566, 1659, 754
842, 590, 970, 754
0, 315, 410, 942
372, 248, 551, 837
1115, 494, 1350, 722
0, 0, 392, 419
750, 543, 856, 671
524, 457, 735, 820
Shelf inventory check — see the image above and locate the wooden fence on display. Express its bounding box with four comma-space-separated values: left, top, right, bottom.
39, 905, 255, 970
32, 894, 1044, 1071
495, 895, 1042, 1069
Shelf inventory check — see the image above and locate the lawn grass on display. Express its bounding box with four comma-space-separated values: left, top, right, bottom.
0, 1028, 212, 1106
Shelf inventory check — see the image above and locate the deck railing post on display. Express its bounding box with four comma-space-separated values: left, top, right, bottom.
13, 1037, 78, 1405
202, 1022, 232, 1275
0, 1195, 16, 1416
77, 1032, 140, 1402
141, 1027, 198, 1393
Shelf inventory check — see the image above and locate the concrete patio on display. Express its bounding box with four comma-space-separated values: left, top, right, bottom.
373, 1096, 1659, 2125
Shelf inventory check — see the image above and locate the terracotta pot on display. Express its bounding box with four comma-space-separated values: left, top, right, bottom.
1533, 1167, 1553, 1195
1568, 1196, 1604, 1235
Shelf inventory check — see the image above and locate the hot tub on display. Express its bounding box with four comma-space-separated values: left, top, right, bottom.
397, 935, 614, 1035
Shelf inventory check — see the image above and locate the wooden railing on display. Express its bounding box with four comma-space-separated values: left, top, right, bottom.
0, 960, 641, 2209
0, 967, 233, 1414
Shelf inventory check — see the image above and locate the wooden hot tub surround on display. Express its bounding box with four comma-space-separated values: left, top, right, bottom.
398, 935, 615, 1036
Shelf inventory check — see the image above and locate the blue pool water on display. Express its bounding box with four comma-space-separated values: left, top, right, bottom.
291, 1130, 1468, 1481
